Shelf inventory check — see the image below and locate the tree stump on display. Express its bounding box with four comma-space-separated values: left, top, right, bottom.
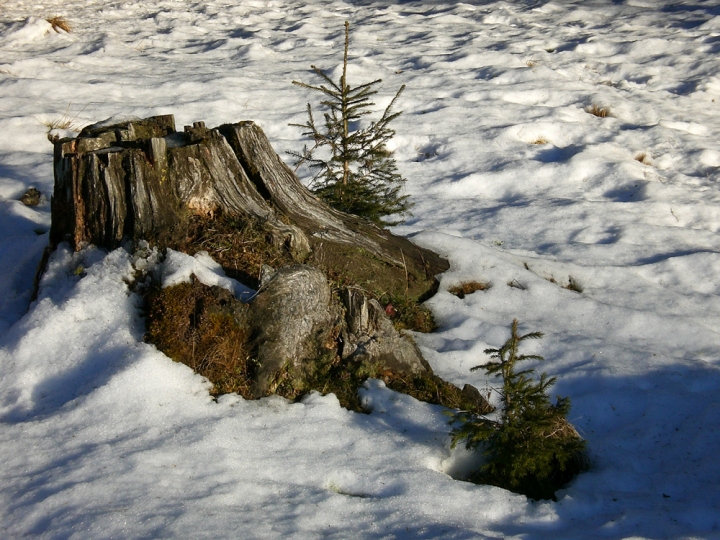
49, 115, 491, 413
50, 115, 447, 301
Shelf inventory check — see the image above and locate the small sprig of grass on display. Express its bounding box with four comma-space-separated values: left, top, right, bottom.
530, 136, 549, 145
42, 103, 87, 141
448, 281, 492, 299
586, 104, 611, 118
507, 279, 526, 290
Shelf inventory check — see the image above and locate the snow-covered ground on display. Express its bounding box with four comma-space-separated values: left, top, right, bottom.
1, 0, 720, 537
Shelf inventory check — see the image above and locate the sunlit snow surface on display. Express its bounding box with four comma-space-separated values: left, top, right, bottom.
1, 0, 720, 538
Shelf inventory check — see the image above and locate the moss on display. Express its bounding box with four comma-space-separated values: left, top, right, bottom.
269, 351, 489, 416
380, 294, 437, 333
272, 352, 381, 412
144, 278, 254, 398
307, 240, 435, 304
143, 248, 466, 419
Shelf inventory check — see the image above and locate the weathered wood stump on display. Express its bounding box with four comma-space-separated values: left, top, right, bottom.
49, 115, 491, 413
50, 115, 447, 300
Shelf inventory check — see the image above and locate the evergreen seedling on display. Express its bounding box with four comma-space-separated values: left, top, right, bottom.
451, 319, 589, 500
290, 21, 411, 226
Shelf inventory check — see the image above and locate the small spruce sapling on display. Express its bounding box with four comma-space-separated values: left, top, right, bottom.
451, 319, 589, 500
290, 21, 411, 226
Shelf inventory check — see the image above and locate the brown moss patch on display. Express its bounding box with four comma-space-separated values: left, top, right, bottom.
145, 277, 254, 397
448, 281, 491, 299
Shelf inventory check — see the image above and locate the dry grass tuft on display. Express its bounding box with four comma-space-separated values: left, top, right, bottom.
530, 136, 549, 145
448, 281, 492, 299
42, 104, 86, 141
586, 104, 611, 118
46, 16, 72, 33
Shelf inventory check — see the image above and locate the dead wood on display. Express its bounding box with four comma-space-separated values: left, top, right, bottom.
48, 114, 468, 411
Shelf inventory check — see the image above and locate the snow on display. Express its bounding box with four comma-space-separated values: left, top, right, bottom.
161, 249, 256, 302
1, 0, 720, 537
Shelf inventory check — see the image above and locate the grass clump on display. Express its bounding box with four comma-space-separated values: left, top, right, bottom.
272, 352, 379, 412
450, 319, 589, 500
20, 187, 42, 207
43, 103, 86, 142
448, 281, 492, 299
381, 294, 437, 333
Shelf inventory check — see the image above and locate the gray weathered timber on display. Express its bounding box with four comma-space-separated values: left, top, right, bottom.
247, 266, 429, 397
248, 265, 335, 397
219, 121, 448, 277
340, 287, 429, 374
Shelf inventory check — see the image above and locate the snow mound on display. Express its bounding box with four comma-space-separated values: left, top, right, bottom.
162, 249, 255, 301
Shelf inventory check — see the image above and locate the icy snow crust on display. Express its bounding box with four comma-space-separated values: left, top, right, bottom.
1, 0, 720, 537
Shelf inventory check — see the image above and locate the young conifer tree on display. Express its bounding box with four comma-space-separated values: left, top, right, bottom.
451, 319, 589, 500
290, 21, 411, 226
